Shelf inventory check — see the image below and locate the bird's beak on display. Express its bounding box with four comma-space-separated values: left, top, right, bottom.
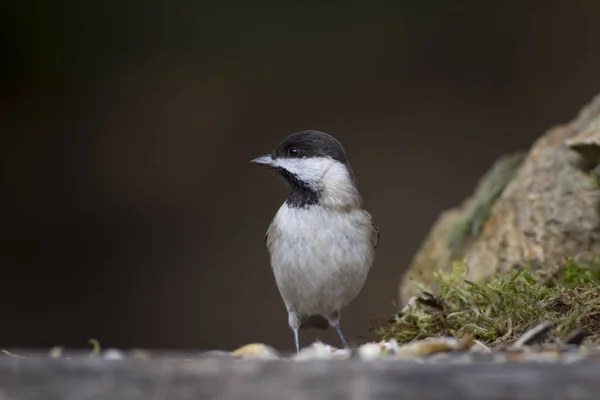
251, 154, 275, 167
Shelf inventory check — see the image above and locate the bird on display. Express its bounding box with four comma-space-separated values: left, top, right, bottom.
251, 130, 379, 353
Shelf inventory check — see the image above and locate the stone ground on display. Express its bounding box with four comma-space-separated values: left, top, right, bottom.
1, 355, 600, 400
2, 323, 599, 399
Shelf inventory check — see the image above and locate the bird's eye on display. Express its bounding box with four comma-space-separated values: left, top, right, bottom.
288, 147, 301, 157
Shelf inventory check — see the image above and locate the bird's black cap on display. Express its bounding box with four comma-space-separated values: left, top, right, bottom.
273, 130, 349, 165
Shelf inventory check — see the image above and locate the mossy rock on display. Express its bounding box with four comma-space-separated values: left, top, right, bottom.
400, 93, 600, 306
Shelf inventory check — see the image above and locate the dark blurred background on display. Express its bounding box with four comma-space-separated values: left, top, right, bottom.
1, 1, 600, 352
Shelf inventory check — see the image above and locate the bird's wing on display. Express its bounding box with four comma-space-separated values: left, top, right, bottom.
265, 221, 280, 256
364, 209, 380, 249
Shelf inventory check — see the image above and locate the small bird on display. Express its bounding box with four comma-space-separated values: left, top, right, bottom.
251, 130, 379, 353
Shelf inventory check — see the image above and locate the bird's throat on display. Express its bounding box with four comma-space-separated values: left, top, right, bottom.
277, 168, 321, 208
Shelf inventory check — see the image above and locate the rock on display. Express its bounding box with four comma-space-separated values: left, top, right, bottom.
48, 347, 63, 359
395, 336, 469, 358
103, 349, 125, 360
292, 341, 348, 360
355, 339, 400, 360
229, 343, 280, 360
563, 328, 590, 345
565, 104, 600, 165
198, 350, 233, 358
470, 340, 492, 353
513, 321, 554, 347
356, 342, 387, 360
400, 93, 600, 305
128, 348, 152, 360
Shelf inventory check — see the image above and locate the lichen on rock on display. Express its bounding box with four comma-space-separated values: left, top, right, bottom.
447, 151, 526, 254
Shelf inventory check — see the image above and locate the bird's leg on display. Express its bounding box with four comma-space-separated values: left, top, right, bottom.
334, 323, 349, 349
293, 330, 300, 354
288, 311, 301, 354
329, 312, 349, 349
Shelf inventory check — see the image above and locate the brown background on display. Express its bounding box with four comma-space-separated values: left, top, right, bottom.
1, 1, 600, 352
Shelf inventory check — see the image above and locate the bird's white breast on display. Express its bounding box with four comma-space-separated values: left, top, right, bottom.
268, 203, 375, 317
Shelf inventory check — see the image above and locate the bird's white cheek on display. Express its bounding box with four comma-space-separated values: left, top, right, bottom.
273, 157, 338, 185
272, 158, 319, 186
272, 158, 300, 174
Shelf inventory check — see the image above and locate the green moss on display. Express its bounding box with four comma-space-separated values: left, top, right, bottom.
448, 152, 526, 253
376, 258, 600, 345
